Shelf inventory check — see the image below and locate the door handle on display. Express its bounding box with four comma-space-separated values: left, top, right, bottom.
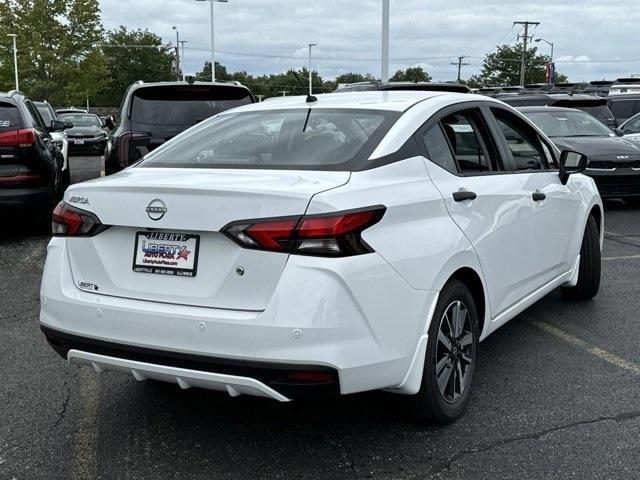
452, 191, 477, 202
532, 191, 546, 202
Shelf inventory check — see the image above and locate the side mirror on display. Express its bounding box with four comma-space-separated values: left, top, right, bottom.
614, 128, 625, 137
105, 115, 116, 130
559, 150, 588, 185
49, 120, 70, 132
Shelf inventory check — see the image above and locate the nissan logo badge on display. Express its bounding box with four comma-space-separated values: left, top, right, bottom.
146, 199, 167, 220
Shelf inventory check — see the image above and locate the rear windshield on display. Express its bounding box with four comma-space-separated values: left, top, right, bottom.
0, 103, 22, 131
609, 99, 640, 119
523, 110, 613, 138
577, 105, 615, 121
131, 85, 253, 126
59, 113, 101, 127
138, 108, 400, 171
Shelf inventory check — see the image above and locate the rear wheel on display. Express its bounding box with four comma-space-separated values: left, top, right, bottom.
562, 215, 601, 300
408, 280, 479, 424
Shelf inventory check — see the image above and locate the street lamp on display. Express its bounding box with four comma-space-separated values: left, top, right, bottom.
535, 38, 554, 84
172, 26, 181, 81
308, 43, 317, 96
179, 40, 188, 81
195, 0, 229, 83
7, 34, 18, 90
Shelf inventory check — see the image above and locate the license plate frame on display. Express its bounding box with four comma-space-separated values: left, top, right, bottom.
132, 232, 200, 277
74, 139, 85, 145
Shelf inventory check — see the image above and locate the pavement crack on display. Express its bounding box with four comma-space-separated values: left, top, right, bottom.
52, 374, 76, 429
421, 410, 640, 479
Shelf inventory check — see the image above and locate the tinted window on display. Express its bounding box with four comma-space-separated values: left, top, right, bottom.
139, 109, 399, 171
441, 111, 494, 173
131, 86, 253, 126
59, 113, 101, 127
422, 124, 457, 173
492, 109, 549, 171
35, 105, 54, 125
609, 99, 639, 120
24, 101, 46, 132
0, 103, 22, 132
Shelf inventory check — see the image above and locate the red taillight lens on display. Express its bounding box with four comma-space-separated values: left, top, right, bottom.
52, 201, 108, 237
0, 128, 36, 147
222, 206, 385, 257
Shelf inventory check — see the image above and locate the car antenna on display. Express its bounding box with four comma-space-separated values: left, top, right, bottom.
293, 71, 317, 103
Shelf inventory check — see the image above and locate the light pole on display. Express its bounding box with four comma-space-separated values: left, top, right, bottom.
381, 0, 390, 82
308, 43, 317, 96
195, 0, 229, 83
535, 38, 554, 84
179, 40, 188, 81
7, 34, 18, 90
172, 26, 180, 81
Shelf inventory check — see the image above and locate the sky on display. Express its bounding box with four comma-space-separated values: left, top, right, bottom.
99, 0, 640, 83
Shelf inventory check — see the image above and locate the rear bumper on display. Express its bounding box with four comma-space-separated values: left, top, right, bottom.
39, 237, 436, 398
68, 138, 107, 156
587, 168, 640, 198
42, 326, 337, 400
0, 185, 53, 209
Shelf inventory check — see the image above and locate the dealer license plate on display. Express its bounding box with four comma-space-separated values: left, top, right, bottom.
133, 232, 200, 277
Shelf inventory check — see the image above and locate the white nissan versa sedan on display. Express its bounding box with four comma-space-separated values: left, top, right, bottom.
40, 91, 603, 424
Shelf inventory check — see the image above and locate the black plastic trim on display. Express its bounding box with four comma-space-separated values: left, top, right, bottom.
41, 326, 340, 399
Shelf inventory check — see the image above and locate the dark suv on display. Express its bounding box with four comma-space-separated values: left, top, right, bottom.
105, 81, 255, 173
0, 91, 69, 220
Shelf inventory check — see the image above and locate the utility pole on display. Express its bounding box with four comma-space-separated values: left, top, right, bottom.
514, 21, 540, 86
451, 56, 470, 83
381, 0, 390, 82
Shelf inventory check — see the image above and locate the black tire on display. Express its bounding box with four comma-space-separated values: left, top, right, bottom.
562, 215, 601, 300
408, 280, 479, 424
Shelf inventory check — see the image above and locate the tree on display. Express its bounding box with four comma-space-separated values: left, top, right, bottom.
195, 61, 232, 82
472, 44, 567, 86
97, 27, 174, 105
0, 0, 106, 105
390, 66, 432, 83
334, 72, 375, 85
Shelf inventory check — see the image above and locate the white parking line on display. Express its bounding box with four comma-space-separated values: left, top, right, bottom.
530, 320, 640, 375
602, 254, 640, 261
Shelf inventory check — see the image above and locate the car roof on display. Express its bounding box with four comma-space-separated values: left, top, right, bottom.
226, 90, 474, 113
608, 93, 640, 99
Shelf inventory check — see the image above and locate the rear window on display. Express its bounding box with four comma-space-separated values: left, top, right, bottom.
0, 103, 22, 131
131, 86, 253, 126
138, 108, 399, 171
609, 99, 640, 119
577, 105, 615, 122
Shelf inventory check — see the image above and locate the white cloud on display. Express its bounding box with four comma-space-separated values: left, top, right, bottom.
98, 0, 640, 82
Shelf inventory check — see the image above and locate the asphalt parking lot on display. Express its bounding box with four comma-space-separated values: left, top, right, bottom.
1, 160, 640, 479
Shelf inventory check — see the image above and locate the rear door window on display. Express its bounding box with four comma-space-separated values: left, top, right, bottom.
440, 110, 498, 174
609, 99, 637, 120
24, 101, 46, 132
0, 103, 22, 132
422, 125, 458, 173
131, 85, 253, 126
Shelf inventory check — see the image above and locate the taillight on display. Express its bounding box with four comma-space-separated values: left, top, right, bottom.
0, 171, 45, 187
116, 131, 150, 168
52, 201, 108, 237
0, 128, 36, 147
222, 206, 385, 257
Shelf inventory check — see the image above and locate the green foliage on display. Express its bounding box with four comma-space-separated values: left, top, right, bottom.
390, 66, 432, 83
0, 0, 106, 105
472, 43, 567, 86
97, 27, 174, 105
334, 72, 375, 85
